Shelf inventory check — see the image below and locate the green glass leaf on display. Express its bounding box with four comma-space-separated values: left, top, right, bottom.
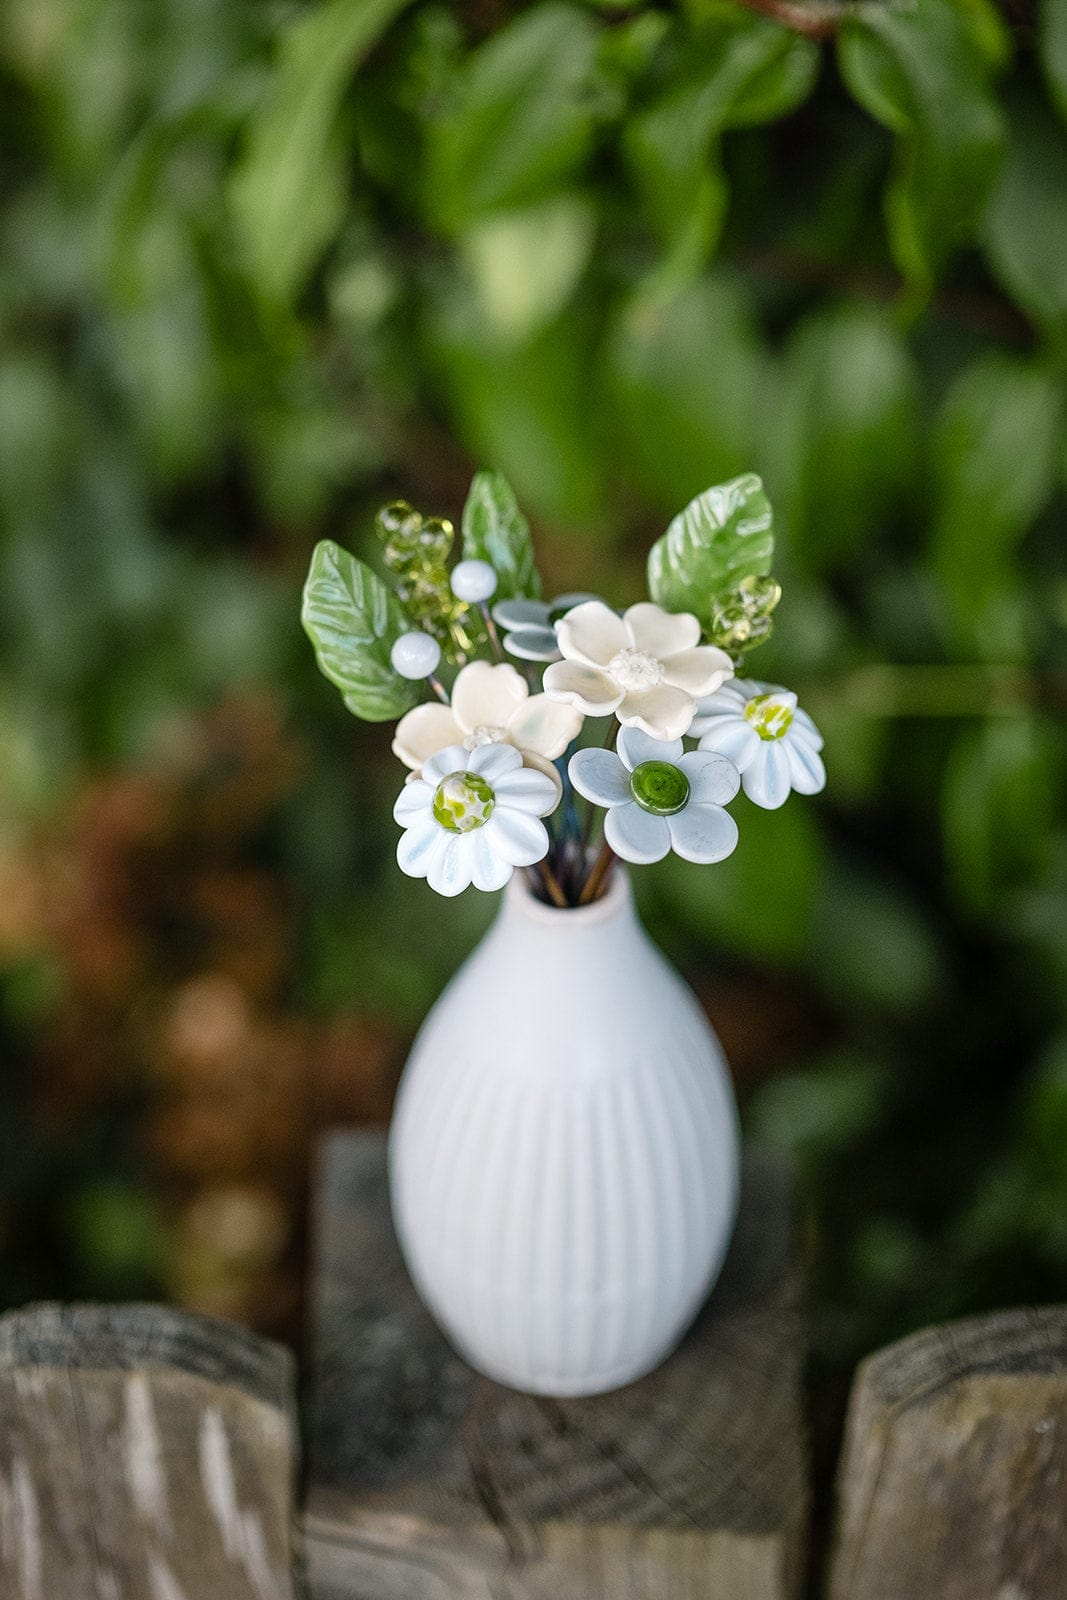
426, 4, 603, 233
647, 473, 774, 629
301, 540, 420, 722
838, 0, 1005, 300
461, 471, 541, 601
624, 17, 818, 271
984, 96, 1067, 345
230, 0, 411, 304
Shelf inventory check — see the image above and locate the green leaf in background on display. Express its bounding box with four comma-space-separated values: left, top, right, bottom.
426, 3, 603, 232
459, 192, 597, 346
301, 540, 420, 722
647, 473, 774, 629
942, 718, 1056, 918
649, 794, 822, 964
984, 97, 1067, 346
461, 471, 541, 601
769, 305, 918, 575
230, 0, 411, 304
624, 16, 818, 274
607, 274, 762, 507
747, 1050, 892, 1163
930, 355, 1064, 656
809, 858, 943, 1017
429, 297, 608, 528
838, 0, 1006, 301
1040, 0, 1067, 121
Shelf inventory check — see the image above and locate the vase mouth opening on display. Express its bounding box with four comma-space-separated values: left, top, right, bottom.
507, 864, 632, 926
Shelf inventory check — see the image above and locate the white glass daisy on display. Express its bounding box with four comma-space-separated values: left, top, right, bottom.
394, 742, 558, 896
544, 600, 733, 740
392, 661, 582, 797
690, 680, 825, 810
491, 592, 600, 662
569, 727, 740, 865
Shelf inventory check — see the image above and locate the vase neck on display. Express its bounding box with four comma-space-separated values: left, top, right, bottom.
499, 868, 639, 946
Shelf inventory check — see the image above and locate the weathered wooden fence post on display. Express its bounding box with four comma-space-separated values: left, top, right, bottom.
0, 1302, 300, 1600
301, 1130, 808, 1600
829, 1305, 1067, 1599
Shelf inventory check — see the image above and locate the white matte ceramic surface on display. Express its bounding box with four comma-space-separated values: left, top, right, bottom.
388, 868, 740, 1396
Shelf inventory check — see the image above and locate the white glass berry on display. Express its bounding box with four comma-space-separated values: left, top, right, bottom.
391, 630, 442, 680
449, 559, 498, 604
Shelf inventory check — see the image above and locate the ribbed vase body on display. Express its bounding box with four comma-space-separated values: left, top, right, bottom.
388, 870, 739, 1396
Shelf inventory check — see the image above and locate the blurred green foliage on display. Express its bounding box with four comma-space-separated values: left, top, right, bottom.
1, 0, 1066, 1377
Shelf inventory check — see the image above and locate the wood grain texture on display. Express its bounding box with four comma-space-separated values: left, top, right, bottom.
0, 1302, 299, 1600
303, 1130, 805, 1599
829, 1306, 1067, 1600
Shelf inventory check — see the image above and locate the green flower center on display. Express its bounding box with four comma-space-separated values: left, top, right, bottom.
629, 760, 690, 816
432, 770, 496, 833
744, 692, 796, 741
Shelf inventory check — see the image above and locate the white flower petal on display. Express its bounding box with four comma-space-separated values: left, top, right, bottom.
568, 747, 631, 807
792, 707, 824, 751
785, 736, 826, 796
492, 598, 548, 629
696, 717, 761, 771
742, 742, 792, 809
506, 693, 583, 760
484, 808, 549, 867
555, 600, 628, 668
677, 749, 740, 806
426, 833, 475, 896
521, 751, 563, 803
501, 625, 560, 662
553, 591, 601, 610
604, 800, 671, 864
422, 745, 470, 783
659, 644, 734, 698
666, 803, 739, 865
392, 703, 463, 770
691, 683, 749, 729
616, 726, 684, 772
396, 816, 441, 876
492, 766, 560, 817
623, 602, 700, 659
466, 741, 523, 783
468, 829, 514, 892
451, 660, 528, 733
616, 683, 695, 741
393, 778, 433, 825
543, 660, 623, 716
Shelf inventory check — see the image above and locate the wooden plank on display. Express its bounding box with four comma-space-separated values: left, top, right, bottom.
303, 1130, 806, 1599
0, 1302, 299, 1600
828, 1306, 1067, 1600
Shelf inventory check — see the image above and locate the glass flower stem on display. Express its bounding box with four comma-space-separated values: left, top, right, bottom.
480, 603, 505, 663
534, 856, 569, 909
578, 841, 616, 906
427, 674, 450, 705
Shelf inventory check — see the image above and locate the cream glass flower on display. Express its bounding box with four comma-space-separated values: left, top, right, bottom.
392, 661, 582, 793
544, 601, 733, 740
394, 742, 558, 896
569, 728, 740, 865
690, 679, 825, 810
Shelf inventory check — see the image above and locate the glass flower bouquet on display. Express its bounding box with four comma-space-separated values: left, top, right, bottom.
300, 470, 826, 1398
301, 470, 825, 913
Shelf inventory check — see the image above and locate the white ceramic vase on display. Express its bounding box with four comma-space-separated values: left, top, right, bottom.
388, 868, 739, 1396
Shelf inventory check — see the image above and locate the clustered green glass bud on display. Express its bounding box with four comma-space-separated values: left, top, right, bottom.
376, 501, 486, 663
708, 572, 782, 669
